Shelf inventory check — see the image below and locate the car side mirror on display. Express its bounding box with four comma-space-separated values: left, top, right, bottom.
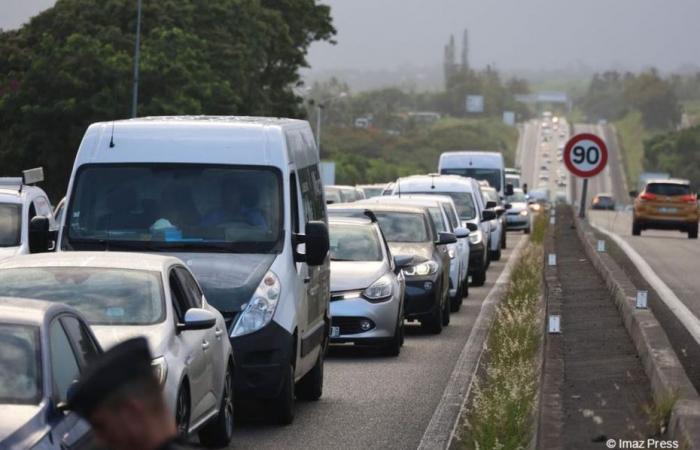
294, 221, 330, 266
485, 200, 497, 209
495, 206, 506, 217
482, 210, 497, 221
629, 190, 639, 198
505, 183, 514, 196
505, 203, 513, 210
29, 216, 51, 254
393, 254, 414, 271
178, 308, 217, 332
326, 199, 335, 205
437, 232, 457, 245
454, 226, 469, 238
466, 223, 478, 232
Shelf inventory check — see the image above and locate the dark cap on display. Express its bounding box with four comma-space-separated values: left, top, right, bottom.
69, 337, 154, 417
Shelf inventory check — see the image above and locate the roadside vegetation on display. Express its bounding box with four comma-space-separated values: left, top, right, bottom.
614, 111, 649, 188
460, 212, 547, 450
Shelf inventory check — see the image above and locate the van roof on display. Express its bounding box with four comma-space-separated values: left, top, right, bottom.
395, 175, 477, 192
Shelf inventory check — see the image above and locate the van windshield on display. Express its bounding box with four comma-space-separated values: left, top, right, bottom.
0, 204, 21, 247
64, 164, 283, 254
440, 168, 502, 191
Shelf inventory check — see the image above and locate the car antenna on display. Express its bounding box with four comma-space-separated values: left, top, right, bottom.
109, 121, 116, 148
431, 174, 435, 190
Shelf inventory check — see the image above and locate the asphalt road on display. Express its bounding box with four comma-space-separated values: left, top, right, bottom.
230, 234, 525, 450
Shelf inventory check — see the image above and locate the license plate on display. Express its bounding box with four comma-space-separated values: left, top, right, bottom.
330, 326, 340, 338
658, 207, 677, 214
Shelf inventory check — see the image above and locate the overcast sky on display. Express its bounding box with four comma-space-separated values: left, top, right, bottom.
4, 0, 700, 73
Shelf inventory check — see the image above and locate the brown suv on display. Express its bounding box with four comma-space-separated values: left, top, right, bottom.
632, 179, 699, 239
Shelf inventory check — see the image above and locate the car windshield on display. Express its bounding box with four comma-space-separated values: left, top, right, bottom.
0, 203, 21, 247
375, 212, 429, 243
0, 325, 41, 405
65, 164, 283, 254
0, 268, 165, 325
646, 183, 691, 196
441, 168, 502, 191
330, 224, 383, 262
507, 192, 528, 203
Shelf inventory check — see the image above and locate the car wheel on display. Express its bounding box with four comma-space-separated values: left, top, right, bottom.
632, 219, 642, 236
501, 229, 507, 249
421, 299, 443, 335
490, 248, 502, 261
689, 223, 698, 239
382, 315, 402, 357
471, 268, 486, 287
270, 364, 295, 425
175, 384, 190, 439
524, 226, 531, 235
462, 277, 470, 298
449, 282, 462, 312
442, 293, 451, 326
199, 366, 235, 448
296, 348, 324, 401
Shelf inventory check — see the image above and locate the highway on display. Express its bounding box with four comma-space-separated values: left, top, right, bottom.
231, 235, 524, 450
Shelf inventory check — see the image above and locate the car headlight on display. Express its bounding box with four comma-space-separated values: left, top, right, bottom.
468, 229, 483, 245
362, 275, 393, 301
448, 248, 456, 259
151, 356, 168, 387
404, 260, 439, 277
232, 271, 281, 337
519, 209, 529, 216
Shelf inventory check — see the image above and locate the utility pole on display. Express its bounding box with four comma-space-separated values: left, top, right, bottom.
131, 0, 142, 118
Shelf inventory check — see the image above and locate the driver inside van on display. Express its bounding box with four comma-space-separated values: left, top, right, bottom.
200, 178, 268, 229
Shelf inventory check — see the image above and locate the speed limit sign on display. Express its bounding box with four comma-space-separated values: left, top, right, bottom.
563, 133, 608, 178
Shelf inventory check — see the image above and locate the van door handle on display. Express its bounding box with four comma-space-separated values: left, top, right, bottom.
202, 340, 210, 351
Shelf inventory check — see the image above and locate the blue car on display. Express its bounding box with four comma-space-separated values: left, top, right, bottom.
0, 298, 101, 449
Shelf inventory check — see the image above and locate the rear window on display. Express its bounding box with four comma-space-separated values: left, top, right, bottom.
330, 224, 383, 262
375, 212, 429, 243
646, 183, 690, 196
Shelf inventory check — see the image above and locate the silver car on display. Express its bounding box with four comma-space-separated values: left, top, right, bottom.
328, 216, 410, 356
0, 252, 235, 447
505, 188, 532, 233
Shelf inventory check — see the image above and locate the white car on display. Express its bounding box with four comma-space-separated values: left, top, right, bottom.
0, 252, 235, 446
0, 169, 57, 261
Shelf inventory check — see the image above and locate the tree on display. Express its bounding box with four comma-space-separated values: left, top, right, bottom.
623, 70, 681, 130
0, 0, 335, 196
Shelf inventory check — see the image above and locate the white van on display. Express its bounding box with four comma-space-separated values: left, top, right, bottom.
438, 151, 513, 198
46, 116, 331, 425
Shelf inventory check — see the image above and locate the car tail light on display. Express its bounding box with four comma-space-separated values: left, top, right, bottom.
640, 192, 656, 201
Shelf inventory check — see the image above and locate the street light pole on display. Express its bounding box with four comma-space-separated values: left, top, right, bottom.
131, 0, 142, 118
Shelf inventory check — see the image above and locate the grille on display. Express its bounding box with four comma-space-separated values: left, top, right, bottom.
332, 316, 375, 335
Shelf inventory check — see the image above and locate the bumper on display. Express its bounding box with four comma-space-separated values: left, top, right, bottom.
506, 214, 531, 230
230, 321, 294, 400
403, 276, 441, 320
468, 242, 486, 273
635, 217, 698, 231
330, 293, 401, 343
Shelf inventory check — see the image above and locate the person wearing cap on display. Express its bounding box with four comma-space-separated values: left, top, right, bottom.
69, 337, 198, 450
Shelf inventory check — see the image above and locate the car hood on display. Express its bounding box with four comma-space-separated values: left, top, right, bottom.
91, 323, 169, 357
0, 404, 45, 446
330, 261, 386, 292
0, 246, 21, 261
387, 242, 432, 263
166, 252, 276, 315
508, 202, 528, 213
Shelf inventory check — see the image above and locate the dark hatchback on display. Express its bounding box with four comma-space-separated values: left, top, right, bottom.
328, 203, 456, 334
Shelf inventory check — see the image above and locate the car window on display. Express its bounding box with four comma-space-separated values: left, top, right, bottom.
174, 266, 203, 309
0, 324, 42, 404
330, 223, 383, 262
60, 316, 100, 367
646, 183, 690, 196
170, 271, 191, 321
49, 319, 81, 403
428, 207, 447, 233
0, 203, 21, 247
374, 212, 429, 243
442, 203, 459, 230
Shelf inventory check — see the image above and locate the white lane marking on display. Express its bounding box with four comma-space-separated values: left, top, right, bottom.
589, 222, 700, 347
417, 236, 528, 450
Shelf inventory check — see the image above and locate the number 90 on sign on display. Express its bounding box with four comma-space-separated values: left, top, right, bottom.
564, 133, 608, 178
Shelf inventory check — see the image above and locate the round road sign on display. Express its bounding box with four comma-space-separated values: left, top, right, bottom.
563, 133, 608, 178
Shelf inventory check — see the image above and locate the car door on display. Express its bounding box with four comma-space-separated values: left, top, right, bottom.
47, 316, 95, 450
169, 269, 211, 425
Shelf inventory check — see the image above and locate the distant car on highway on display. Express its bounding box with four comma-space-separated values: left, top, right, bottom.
591, 193, 616, 210
0, 298, 101, 450
328, 203, 455, 334
480, 185, 508, 261
356, 184, 386, 199
632, 179, 699, 239
328, 216, 409, 356
505, 188, 531, 234
325, 185, 364, 203
505, 173, 521, 189
0, 252, 235, 446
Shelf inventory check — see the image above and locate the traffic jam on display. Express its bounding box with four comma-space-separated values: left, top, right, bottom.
0, 117, 541, 449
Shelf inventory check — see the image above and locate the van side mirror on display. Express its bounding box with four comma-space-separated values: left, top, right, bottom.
482, 210, 497, 221
437, 232, 457, 245
629, 190, 639, 198
178, 308, 217, 331
485, 200, 497, 209
454, 227, 469, 238
29, 216, 51, 254
505, 183, 514, 196
294, 221, 330, 266
466, 223, 478, 232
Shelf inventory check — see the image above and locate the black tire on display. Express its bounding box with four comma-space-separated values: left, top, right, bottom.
199, 366, 235, 448
296, 349, 324, 401
689, 223, 698, 239
175, 384, 190, 439
270, 364, 295, 425
501, 229, 507, 249
491, 248, 502, 261
382, 315, 403, 357
449, 281, 462, 312
524, 227, 531, 235
462, 277, 470, 298
421, 300, 443, 334
471, 268, 487, 287
442, 294, 451, 326
632, 219, 642, 236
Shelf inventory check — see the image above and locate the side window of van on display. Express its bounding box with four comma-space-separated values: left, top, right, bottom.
298, 167, 325, 222
290, 173, 300, 234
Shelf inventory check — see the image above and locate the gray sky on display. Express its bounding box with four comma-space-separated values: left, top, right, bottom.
4, 0, 700, 74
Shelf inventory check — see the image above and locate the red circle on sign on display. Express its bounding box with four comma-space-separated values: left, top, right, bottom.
563, 133, 608, 178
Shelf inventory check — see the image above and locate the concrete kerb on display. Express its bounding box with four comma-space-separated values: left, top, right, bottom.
573, 210, 700, 448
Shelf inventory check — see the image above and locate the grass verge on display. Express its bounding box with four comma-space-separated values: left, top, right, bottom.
459, 213, 547, 449
614, 111, 650, 189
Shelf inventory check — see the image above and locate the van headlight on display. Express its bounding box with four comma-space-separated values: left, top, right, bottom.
404, 260, 438, 277
232, 271, 281, 337
469, 229, 483, 245
362, 275, 393, 301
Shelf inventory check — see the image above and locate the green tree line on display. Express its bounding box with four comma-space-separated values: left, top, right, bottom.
0, 0, 335, 197
645, 125, 700, 190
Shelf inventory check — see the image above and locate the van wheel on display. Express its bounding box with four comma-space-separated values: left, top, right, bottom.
421, 301, 443, 335
442, 294, 451, 326
270, 364, 295, 425
199, 366, 234, 447
296, 349, 324, 401
471, 269, 486, 287
632, 220, 642, 236
689, 223, 698, 239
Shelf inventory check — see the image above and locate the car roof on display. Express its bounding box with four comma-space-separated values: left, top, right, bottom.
0, 251, 182, 272
646, 178, 689, 186
0, 297, 70, 326
328, 203, 427, 215
329, 216, 374, 226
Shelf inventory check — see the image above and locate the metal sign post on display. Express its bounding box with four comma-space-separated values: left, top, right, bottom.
564, 133, 609, 219
579, 178, 588, 218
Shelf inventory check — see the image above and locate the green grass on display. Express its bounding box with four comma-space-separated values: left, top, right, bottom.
644, 392, 679, 437
460, 214, 546, 450
614, 111, 650, 188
